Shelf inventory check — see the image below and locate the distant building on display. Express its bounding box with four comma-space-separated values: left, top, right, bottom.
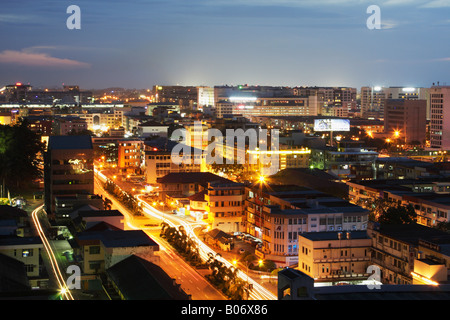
429, 85, 450, 150
384, 99, 427, 144
310, 141, 378, 180
136, 120, 169, 138
53, 116, 88, 135
361, 86, 429, 120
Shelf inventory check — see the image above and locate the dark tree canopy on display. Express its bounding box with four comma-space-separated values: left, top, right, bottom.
0, 121, 45, 194
377, 203, 417, 225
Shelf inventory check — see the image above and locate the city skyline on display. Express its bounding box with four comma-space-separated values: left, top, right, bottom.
1, 0, 450, 89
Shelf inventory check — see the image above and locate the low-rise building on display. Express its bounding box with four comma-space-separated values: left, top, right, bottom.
205, 181, 245, 233
74, 228, 159, 276
0, 236, 45, 288
368, 222, 450, 285
297, 231, 372, 283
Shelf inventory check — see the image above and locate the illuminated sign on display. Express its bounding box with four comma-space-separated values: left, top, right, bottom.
229, 96, 257, 102
314, 119, 350, 132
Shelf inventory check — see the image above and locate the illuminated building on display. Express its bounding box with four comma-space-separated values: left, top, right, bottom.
197, 86, 215, 110
204, 181, 245, 233
44, 135, 96, 219
216, 96, 321, 118
117, 138, 144, 174
22, 115, 53, 136
347, 176, 450, 228
0, 83, 32, 103
310, 141, 378, 180
136, 120, 169, 138
144, 138, 205, 184
369, 222, 450, 285
247, 147, 311, 172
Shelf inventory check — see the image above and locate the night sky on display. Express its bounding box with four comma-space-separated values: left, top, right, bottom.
1, 0, 449, 90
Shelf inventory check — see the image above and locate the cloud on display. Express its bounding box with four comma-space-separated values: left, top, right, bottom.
420, 0, 450, 7
0, 48, 90, 68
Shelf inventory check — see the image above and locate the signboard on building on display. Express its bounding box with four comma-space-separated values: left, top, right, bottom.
314, 119, 350, 132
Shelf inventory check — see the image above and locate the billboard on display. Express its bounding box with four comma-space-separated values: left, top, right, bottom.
314, 119, 350, 132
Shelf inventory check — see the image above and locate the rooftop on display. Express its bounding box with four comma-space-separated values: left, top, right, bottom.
106, 255, 190, 300
300, 230, 370, 241
48, 135, 93, 150
157, 172, 232, 185
76, 230, 159, 249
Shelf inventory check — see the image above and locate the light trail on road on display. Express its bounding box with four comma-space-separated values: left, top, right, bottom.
31, 204, 74, 300
95, 168, 276, 300
135, 194, 277, 300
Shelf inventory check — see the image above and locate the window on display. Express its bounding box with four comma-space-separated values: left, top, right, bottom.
22, 249, 33, 257
89, 246, 101, 254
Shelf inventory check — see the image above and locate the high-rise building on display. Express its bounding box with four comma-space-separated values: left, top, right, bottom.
429, 86, 450, 150
384, 99, 427, 144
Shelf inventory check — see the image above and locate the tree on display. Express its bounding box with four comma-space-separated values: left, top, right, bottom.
0, 121, 45, 195
377, 203, 417, 225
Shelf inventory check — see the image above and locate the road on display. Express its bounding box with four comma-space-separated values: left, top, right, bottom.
136, 195, 277, 300
95, 168, 276, 300
31, 204, 74, 300
94, 173, 226, 300
96, 169, 278, 300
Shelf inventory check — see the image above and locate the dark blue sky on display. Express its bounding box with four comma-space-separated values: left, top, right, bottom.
1, 0, 449, 90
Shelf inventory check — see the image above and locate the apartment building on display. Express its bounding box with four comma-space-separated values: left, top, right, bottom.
117, 138, 144, 174
297, 230, 372, 283
204, 181, 245, 233
244, 184, 369, 267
